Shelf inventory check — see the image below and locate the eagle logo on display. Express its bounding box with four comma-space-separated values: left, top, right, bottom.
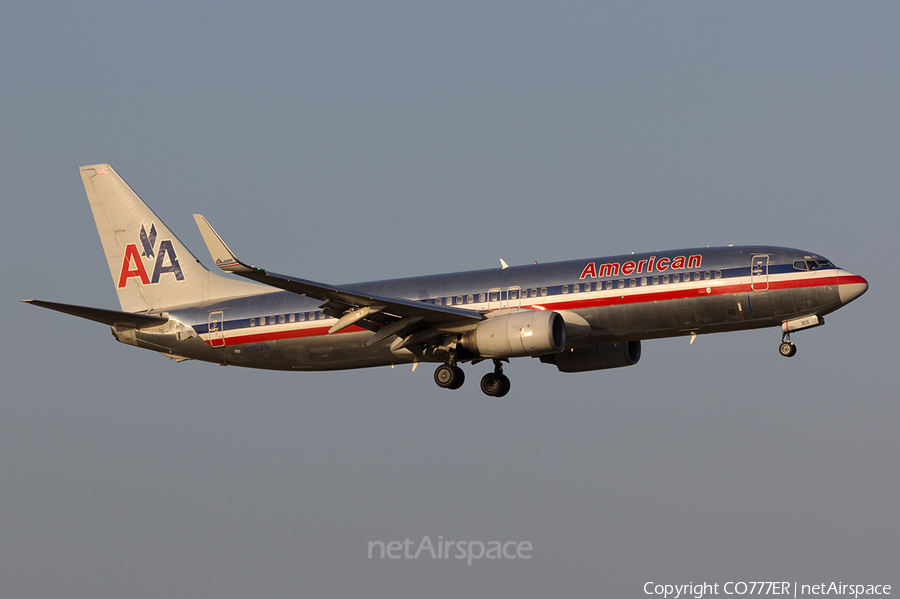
139, 224, 157, 258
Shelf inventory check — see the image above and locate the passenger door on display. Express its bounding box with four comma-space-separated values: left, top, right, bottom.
208, 311, 225, 347
751, 255, 769, 291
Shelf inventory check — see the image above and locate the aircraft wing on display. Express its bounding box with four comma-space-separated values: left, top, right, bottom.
193, 215, 483, 343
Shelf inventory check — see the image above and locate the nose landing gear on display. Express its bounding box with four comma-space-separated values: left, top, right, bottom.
779, 332, 797, 357
778, 315, 825, 358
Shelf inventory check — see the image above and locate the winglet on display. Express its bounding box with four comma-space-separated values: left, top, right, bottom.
193, 215, 255, 274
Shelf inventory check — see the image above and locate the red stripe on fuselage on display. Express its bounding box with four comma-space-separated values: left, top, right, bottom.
203, 324, 366, 347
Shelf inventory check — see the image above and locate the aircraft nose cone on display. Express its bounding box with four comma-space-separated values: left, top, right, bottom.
838, 272, 868, 305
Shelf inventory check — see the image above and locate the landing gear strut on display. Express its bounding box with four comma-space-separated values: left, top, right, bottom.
779, 332, 797, 357
480, 360, 511, 397
434, 363, 465, 389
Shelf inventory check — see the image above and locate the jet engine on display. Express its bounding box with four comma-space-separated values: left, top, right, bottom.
461, 310, 566, 359
540, 340, 641, 372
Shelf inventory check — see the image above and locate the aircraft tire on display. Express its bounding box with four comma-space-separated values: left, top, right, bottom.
480, 372, 511, 397
434, 364, 465, 389
779, 341, 797, 357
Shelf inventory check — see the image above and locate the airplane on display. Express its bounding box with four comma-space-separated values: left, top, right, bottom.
24, 164, 868, 396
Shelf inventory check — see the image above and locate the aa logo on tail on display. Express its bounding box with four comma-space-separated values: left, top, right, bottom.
117, 223, 185, 288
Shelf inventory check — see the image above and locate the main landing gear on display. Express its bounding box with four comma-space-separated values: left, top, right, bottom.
480, 360, 511, 398
434, 363, 465, 390
433, 359, 511, 397
779, 332, 797, 357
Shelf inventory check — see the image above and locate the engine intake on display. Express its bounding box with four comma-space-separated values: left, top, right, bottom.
540, 340, 641, 372
461, 310, 566, 358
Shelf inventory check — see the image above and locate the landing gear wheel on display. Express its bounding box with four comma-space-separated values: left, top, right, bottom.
480, 372, 511, 397
434, 364, 465, 389
779, 341, 797, 357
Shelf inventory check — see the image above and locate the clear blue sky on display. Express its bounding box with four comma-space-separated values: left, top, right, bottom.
2, 2, 897, 597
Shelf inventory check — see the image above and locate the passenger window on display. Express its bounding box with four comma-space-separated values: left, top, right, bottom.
572, 284, 579, 293
561, 285, 568, 294
640, 277, 647, 286
629, 279, 637, 287
467, 294, 474, 304
715, 270, 722, 279
490, 292, 499, 302
693, 272, 701, 281
479, 293, 487, 302
540, 287, 548, 297
298, 313, 305, 321
606, 281, 613, 290
260, 317, 266, 326
456, 296, 463, 305
435, 298, 442, 305
530, 288, 538, 298
652, 276, 659, 285
662, 275, 669, 284
319, 312, 327, 320
278, 315, 285, 324
618, 280, 625, 289
250, 318, 256, 327
704, 271, 711, 280
288, 314, 295, 323
671, 274, 680, 283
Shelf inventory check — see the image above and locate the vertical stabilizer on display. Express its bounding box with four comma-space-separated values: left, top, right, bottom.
80, 164, 264, 312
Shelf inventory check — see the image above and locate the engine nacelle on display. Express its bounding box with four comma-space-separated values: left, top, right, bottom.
461, 310, 566, 358
540, 340, 641, 373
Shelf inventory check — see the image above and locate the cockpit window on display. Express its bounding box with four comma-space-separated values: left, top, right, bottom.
807, 259, 835, 270
794, 259, 835, 271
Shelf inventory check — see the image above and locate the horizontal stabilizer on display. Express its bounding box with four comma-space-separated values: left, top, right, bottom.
22, 299, 169, 329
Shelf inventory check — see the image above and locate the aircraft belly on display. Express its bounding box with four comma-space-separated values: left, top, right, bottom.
131, 326, 407, 371
227, 332, 405, 371
574, 287, 840, 344
300, 333, 400, 370
789, 285, 841, 316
